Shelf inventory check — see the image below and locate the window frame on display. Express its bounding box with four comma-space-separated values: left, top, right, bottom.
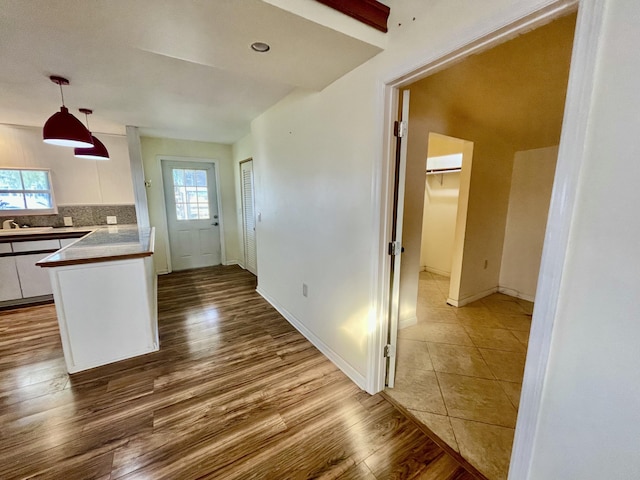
171, 167, 211, 221
0, 167, 58, 216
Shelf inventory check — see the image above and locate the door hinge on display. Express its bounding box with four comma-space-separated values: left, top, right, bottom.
384, 344, 395, 358
388, 241, 402, 256
394, 120, 407, 138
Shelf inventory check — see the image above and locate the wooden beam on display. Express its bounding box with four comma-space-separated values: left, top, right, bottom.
315, 0, 390, 33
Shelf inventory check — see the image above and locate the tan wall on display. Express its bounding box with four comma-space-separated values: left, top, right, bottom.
456, 131, 514, 301
140, 136, 238, 274
499, 146, 558, 300
400, 84, 515, 319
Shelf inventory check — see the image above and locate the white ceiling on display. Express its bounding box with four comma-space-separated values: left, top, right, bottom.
0, 0, 384, 144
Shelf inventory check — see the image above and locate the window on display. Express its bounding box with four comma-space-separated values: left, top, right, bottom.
0, 168, 57, 216
171, 168, 210, 220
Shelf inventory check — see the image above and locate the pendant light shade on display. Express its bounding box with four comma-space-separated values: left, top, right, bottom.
74, 108, 110, 160
43, 106, 94, 148
43, 76, 93, 148
75, 135, 109, 160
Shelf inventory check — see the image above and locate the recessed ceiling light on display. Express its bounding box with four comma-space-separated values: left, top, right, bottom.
251, 42, 270, 53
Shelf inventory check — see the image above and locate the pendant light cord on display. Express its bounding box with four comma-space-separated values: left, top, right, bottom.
58, 82, 65, 106
83, 111, 90, 131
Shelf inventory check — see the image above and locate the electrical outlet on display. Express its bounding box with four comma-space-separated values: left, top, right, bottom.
302, 283, 308, 297
106, 216, 117, 225
63, 216, 73, 226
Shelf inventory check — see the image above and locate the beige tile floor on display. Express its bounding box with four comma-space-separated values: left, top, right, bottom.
385, 271, 532, 480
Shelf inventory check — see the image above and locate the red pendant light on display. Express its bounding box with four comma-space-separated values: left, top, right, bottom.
74, 109, 110, 160
43, 76, 93, 148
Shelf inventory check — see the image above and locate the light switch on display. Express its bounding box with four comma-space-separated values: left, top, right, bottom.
106, 216, 117, 225
63, 216, 73, 226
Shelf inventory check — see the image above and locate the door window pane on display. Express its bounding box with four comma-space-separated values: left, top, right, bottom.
176, 203, 187, 220
171, 168, 210, 220
196, 170, 207, 187
184, 170, 196, 187
172, 169, 184, 186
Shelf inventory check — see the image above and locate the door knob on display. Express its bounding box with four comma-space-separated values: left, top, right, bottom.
212, 222, 219, 226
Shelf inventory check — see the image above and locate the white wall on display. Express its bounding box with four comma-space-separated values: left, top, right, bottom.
140, 137, 239, 274
499, 146, 558, 301
526, 0, 640, 477
250, 0, 566, 389
0, 124, 133, 205
250, 3, 640, 474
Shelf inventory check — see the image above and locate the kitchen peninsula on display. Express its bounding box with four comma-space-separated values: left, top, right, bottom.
37, 225, 158, 373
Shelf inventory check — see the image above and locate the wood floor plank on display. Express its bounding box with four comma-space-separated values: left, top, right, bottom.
0, 265, 477, 479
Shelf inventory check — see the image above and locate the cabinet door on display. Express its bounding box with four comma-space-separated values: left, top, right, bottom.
12, 239, 60, 253
0, 257, 22, 301
15, 254, 53, 297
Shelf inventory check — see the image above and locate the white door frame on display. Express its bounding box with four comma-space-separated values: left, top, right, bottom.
369, 1, 606, 478
157, 155, 226, 273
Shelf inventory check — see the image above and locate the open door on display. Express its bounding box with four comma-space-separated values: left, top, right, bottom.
386, 89, 410, 388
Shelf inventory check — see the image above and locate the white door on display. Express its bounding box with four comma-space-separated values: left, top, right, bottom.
240, 160, 257, 275
387, 89, 411, 388
161, 160, 221, 271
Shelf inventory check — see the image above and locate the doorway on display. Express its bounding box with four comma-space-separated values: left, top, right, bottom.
382, 10, 577, 480
161, 159, 223, 271
421, 133, 474, 307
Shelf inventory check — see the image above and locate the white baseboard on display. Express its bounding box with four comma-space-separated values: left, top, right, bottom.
448, 286, 498, 307
156, 269, 169, 275
422, 266, 451, 277
399, 315, 418, 329
498, 286, 535, 302
256, 286, 367, 391
224, 259, 243, 267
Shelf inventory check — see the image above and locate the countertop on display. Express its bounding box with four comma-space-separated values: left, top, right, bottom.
0, 225, 94, 243
36, 225, 155, 267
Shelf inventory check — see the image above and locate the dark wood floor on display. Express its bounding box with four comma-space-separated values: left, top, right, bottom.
0, 265, 477, 479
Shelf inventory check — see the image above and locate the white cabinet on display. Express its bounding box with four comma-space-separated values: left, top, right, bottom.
16, 254, 54, 297
0, 257, 22, 301
49, 256, 158, 373
0, 243, 12, 254
12, 239, 60, 253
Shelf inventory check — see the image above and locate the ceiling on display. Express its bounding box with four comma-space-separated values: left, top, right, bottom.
0, 0, 385, 144
411, 12, 577, 151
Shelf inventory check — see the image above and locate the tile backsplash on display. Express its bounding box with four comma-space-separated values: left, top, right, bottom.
6, 205, 137, 227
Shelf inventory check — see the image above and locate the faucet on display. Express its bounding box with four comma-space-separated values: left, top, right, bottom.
2, 219, 19, 230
